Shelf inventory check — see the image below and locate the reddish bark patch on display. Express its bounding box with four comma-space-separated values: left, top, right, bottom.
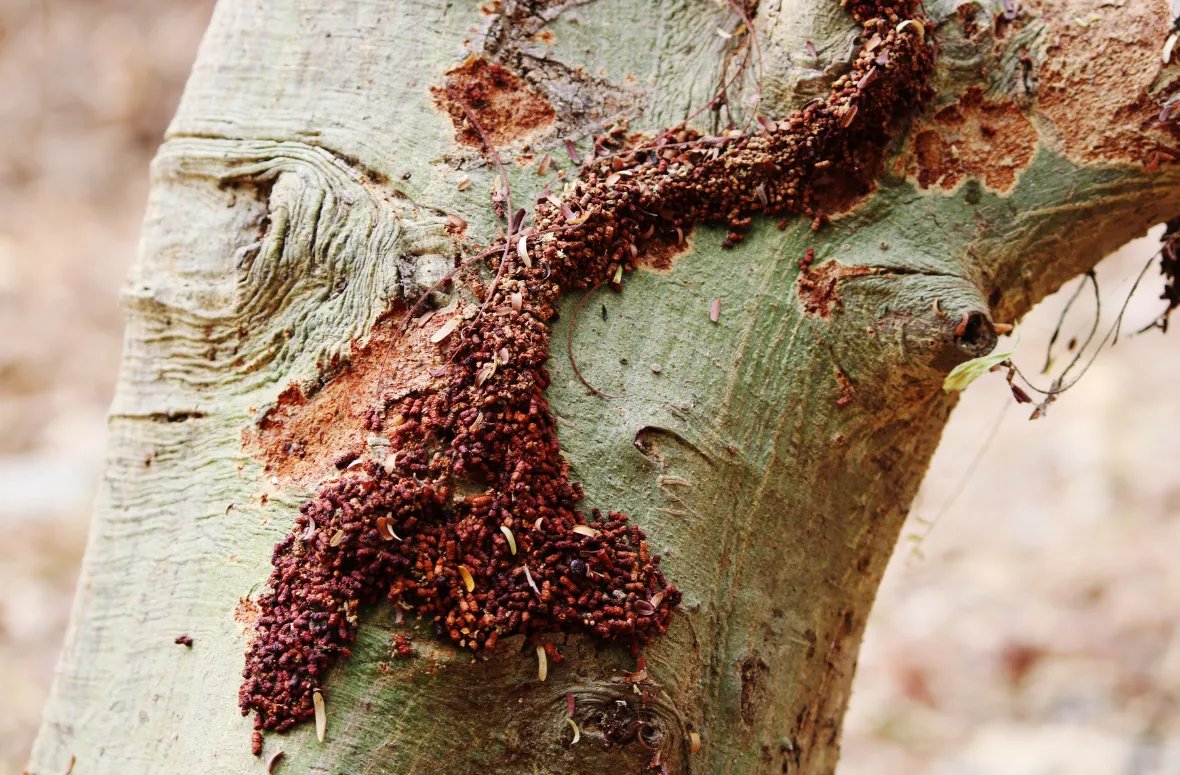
635, 230, 693, 273
834, 364, 857, 407
798, 260, 874, 318
1033, 0, 1180, 166
898, 88, 1036, 193
432, 56, 556, 148
235, 596, 261, 637
244, 310, 443, 489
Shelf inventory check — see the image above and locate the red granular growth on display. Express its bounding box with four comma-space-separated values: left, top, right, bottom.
392, 634, 415, 659
239, 0, 933, 735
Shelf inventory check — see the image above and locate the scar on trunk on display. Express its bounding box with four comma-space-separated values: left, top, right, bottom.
431, 56, 556, 147
797, 249, 875, 318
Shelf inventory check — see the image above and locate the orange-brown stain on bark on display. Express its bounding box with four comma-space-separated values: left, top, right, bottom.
1032, 0, 1180, 166
798, 260, 875, 318
898, 87, 1037, 193
635, 230, 693, 273
243, 309, 449, 488
234, 597, 262, 639
432, 56, 556, 147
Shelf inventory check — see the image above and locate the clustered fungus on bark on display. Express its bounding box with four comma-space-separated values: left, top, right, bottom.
239, 0, 935, 737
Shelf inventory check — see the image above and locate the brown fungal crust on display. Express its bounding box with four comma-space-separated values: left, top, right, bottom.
432, 56, 556, 147
239, 0, 934, 735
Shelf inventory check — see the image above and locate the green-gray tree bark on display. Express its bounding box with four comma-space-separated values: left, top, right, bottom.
27, 0, 1180, 773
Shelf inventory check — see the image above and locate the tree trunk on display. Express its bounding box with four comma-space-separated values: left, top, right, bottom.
27, 0, 1180, 773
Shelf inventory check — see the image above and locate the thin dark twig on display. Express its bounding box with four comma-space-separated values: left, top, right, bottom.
446, 87, 515, 329
1113, 250, 1162, 343
1056, 271, 1100, 384
1013, 252, 1159, 397
638, 40, 753, 155
552, 1, 762, 185
567, 283, 622, 399
1041, 274, 1088, 373
400, 251, 487, 328
722, 0, 765, 135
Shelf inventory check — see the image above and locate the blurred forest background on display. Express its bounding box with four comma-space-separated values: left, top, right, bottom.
2, 2, 1179, 774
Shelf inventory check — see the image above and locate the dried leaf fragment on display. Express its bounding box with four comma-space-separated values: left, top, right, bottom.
459, 565, 476, 592
943, 346, 1016, 392
1165, 32, 1178, 65
329, 530, 345, 547
456, 175, 472, 190
537, 644, 548, 681
572, 525, 600, 538
302, 518, 317, 542
517, 236, 532, 267
446, 213, 467, 230
565, 207, 593, 226
510, 292, 523, 312
896, 19, 924, 40
537, 153, 552, 175
566, 717, 581, 744
709, 298, 721, 323
377, 517, 402, 542
565, 139, 581, 164
313, 690, 327, 743
500, 525, 517, 555
523, 565, 541, 596
689, 731, 701, 753
266, 750, 285, 773
431, 316, 461, 344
